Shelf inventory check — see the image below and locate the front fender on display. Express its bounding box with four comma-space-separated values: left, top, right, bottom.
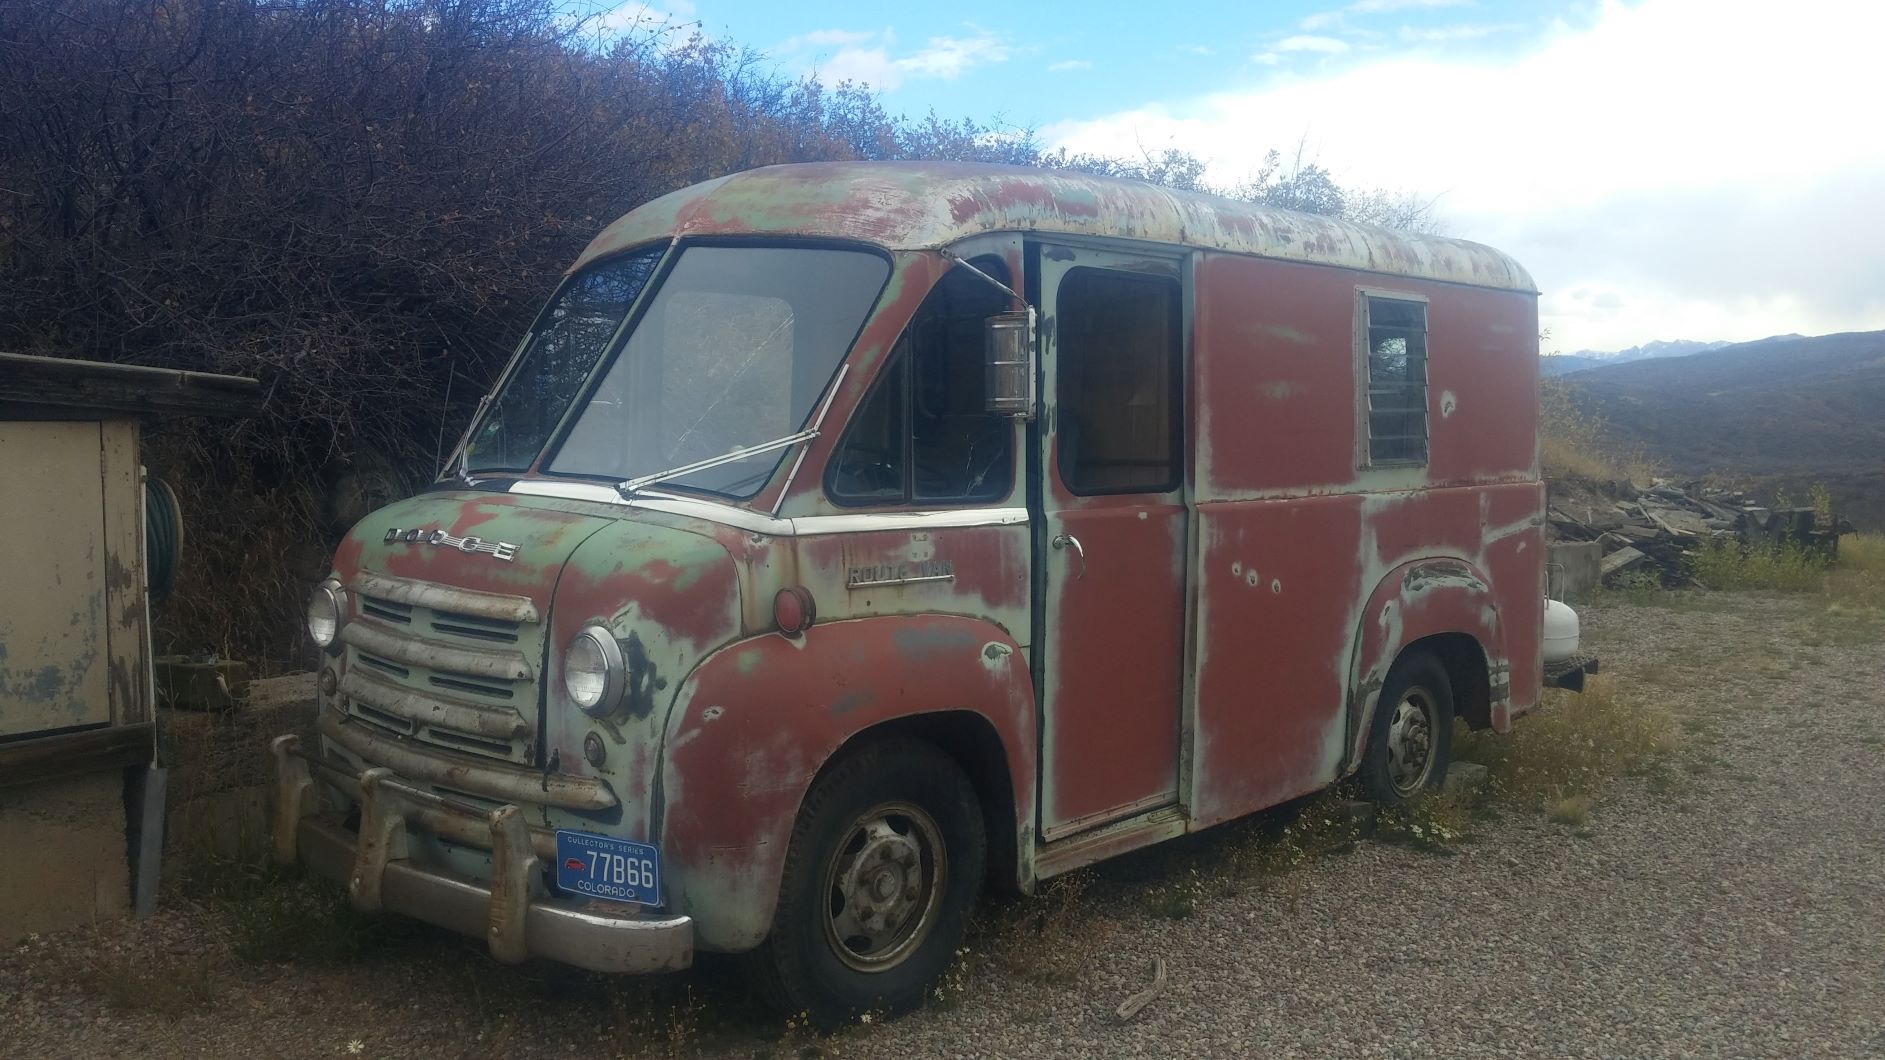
1345, 557, 1506, 773
655, 613, 1036, 953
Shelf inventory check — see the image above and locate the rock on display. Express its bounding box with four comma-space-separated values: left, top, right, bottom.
1445, 761, 1489, 796
1341, 800, 1377, 834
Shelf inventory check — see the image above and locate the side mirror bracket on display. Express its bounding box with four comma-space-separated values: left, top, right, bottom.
942, 250, 1038, 422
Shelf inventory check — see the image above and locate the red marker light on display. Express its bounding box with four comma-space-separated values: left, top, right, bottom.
774, 586, 815, 637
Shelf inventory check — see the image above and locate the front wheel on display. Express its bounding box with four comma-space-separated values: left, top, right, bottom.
743, 738, 985, 1025
1358, 650, 1455, 807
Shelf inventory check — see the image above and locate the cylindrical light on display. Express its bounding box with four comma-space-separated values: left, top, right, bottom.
306, 579, 344, 649
564, 626, 625, 715
773, 586, 815, 637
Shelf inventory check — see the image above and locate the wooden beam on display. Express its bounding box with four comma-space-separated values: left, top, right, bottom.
0, 352, 263, 420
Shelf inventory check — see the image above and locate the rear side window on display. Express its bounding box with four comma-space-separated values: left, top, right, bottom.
1362, 294, 1429, 467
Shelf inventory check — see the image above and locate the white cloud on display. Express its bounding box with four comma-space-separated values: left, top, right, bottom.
593, 0, 696, 35
781, 26, 1015, 91
1048, 59, 1093, 72
1044, 0, 1885, 350
1398, 22, 1514, 43
1254, 34, 1353, 65
1276, 34, 1352, 53
1302, 0, 1472, 31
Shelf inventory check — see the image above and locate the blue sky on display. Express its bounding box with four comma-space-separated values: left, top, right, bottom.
597, 0, 1885, 353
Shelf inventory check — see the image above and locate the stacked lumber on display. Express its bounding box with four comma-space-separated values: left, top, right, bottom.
1547, 481, 1849, 587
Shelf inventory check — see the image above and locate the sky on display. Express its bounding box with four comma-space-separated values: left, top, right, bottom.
596, 0, 1885, 354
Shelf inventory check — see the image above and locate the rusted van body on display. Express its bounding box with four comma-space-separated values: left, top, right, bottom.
272, 162, 1554, 1019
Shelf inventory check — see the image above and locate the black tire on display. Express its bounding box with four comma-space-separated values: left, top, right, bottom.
743, 738, 985, 1026
1358, 650, 1455, 807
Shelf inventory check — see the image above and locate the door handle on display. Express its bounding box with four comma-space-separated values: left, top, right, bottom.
1052, 533, 1086, 580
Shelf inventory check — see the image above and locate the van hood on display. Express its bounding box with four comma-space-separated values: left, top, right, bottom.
331, 490, 746, 655
326, 488, 747, 835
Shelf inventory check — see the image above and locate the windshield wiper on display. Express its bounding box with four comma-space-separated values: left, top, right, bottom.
615, 365, 850, 504
615, 427, 821, 498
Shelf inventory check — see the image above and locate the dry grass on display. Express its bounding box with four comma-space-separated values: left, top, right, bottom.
85, 952, 223, 1015
1456, 676, 1680, 807
1828, 532, 1885, 611
1540, 377, 1662, 484
1549, 794, 1593, 827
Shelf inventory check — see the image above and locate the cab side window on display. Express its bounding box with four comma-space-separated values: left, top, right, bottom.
828, 259, 1015, 505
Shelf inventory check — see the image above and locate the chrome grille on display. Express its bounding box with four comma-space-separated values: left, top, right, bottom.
340, 573, 543, 766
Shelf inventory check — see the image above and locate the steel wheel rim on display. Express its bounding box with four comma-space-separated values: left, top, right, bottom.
1386, 687, 1438, 797
821, 800, 947, 973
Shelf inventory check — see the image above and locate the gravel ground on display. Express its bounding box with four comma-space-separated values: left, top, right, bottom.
4, 593, 1882, 1059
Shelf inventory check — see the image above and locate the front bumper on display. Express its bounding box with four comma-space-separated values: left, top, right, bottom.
268, 735, 693, 974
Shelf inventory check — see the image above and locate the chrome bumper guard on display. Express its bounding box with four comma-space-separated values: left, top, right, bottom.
269, 734, 693, 974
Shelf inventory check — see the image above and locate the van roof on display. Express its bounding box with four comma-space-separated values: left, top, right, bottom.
572, 162, 1536, 294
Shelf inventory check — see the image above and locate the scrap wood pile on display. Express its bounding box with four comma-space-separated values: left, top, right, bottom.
1547, 480, 1851, 587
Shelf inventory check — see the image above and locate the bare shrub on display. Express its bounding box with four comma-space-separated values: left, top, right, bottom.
0, 0, 1044, 658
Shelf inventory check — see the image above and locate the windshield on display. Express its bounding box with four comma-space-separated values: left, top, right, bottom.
466, 246, 664, 472
547, 245, 889, 496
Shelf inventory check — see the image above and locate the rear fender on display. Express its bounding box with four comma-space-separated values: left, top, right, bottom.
655, 614, 1036, 953
1345, 558, 1505, 774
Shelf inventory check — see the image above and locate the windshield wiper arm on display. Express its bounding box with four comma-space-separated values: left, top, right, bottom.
616, 428, 821, 498
614, 363, 851, 503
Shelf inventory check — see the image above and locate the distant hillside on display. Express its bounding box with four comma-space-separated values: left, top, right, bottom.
1541, 338, 1736, 377
1561, 329, 1885, 530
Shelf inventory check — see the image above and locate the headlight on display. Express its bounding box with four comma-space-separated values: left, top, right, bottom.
306, 579, 344, 649
564, 626, 624, 715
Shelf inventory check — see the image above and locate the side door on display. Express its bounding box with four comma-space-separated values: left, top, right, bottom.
1033, 244, 1190, 840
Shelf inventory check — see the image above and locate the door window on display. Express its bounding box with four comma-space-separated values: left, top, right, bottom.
1055, 269, 1183, 495
827, 258, 1016, 505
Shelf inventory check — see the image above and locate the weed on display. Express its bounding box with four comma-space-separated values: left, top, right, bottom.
1374, 790, 1474, 852
1456, 676, 1678, 808
1595, 569, 1668, 607
1549, 795, 1591, 826
1139, 871, 1202, 919
178, 852, 419, 963
1687, 537, 1829, 592
1810, 482, 1835, 522
978, 873, 1106, 986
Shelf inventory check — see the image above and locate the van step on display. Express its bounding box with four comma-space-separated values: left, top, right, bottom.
1034, 805, 1188, 880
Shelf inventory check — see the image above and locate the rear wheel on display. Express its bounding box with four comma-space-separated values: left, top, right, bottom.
744, 738, 984, 1025
1359, 650, 1455, 807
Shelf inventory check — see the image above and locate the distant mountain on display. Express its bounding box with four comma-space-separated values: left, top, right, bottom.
1540, 338, 1740, 376
1557, 329, 1885, 529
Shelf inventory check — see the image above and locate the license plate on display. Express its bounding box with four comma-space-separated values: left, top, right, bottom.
554, 830, 660, 906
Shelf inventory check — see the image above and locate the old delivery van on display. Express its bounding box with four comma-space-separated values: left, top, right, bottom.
270, 162, 1587, 1021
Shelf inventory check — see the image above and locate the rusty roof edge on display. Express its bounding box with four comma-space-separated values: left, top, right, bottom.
569, 163, 1537, 295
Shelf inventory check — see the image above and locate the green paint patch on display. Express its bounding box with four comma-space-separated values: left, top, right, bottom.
734, 649, 763, 676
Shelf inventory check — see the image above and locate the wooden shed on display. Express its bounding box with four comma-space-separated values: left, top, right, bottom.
0, 353, 262, 941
